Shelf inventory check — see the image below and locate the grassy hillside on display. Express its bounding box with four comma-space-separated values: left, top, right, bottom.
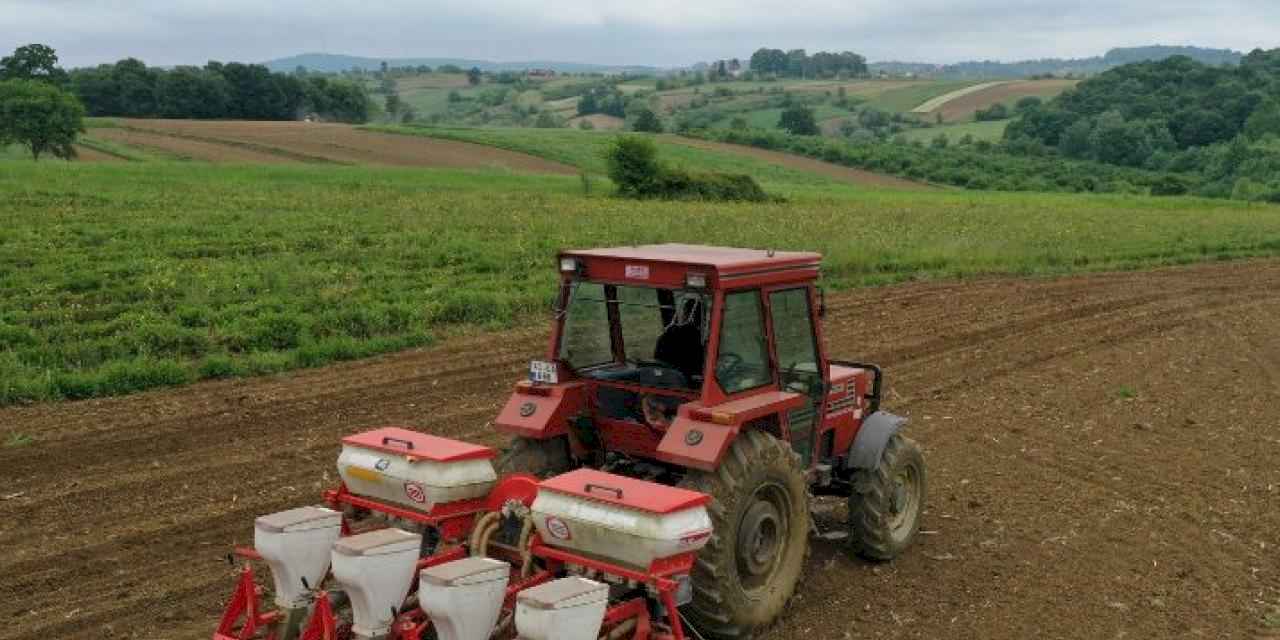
3, 160, 1280, 405
363, 125, 857, 194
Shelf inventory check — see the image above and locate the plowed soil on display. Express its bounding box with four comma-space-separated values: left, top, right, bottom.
91, 120, 578, 173
933, 79, 1080, 122
3, 260, 1279, 640
92, 128, 294, 163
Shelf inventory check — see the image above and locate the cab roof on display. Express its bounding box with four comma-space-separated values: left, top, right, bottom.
562, 244, 821, 277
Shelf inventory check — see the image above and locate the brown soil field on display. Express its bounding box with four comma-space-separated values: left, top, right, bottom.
3, 260, 1279, 640
935, 79, 1080, 122
668, 136, 937, 191
92, 128, 294, 163
97, 120, 578, 173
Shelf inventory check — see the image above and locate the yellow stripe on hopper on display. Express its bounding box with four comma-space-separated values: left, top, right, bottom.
346, 466, 383, 483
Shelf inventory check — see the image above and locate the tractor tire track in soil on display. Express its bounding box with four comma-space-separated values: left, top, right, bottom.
3, 262, 1279, 639
95, 120, 579, 174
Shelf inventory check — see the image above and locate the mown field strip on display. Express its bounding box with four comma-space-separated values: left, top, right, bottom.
910, 81, 1011, 113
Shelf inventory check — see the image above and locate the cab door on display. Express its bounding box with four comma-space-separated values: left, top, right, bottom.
766, 287, 825, 466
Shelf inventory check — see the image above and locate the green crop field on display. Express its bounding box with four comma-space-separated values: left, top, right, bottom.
363, 125, 855, 193
3, 160, 1280, 405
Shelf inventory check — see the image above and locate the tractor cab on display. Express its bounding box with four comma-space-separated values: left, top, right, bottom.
497, 244, 883, 476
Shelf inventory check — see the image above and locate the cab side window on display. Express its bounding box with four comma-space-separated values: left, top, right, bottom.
717, 290, 771, 394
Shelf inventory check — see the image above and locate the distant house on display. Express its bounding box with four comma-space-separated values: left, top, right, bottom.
527, 68, 557, 79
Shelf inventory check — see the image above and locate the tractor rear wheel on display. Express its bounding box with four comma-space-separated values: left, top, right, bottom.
679, 430, 810, 639
848, 434, 926, 560
494, 436, 572, 478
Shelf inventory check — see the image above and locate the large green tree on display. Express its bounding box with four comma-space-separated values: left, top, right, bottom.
778, 105, 819, 135
631, 107, 663, 133
1245, 100, 1280, 140
0, 44, 68, 86
0, 79, 86, 160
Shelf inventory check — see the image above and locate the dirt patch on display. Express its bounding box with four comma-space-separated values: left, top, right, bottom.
566, 114, 625, 130
92, 128, 295, 163
667, 136, 936, 191
3, 260, 1280, 639
111, 119, 578, 173
934, 79, 1079, 122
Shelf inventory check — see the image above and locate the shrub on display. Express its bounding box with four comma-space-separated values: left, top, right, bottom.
1015, 96, 1043, 112
631, 107, 663, 133
534, 111, 560, 128
604, 135, 772, 202
605, 135, 662, 197
650, 168, 770, 202
1150, 175, 1190, 196
975, 103, 1011, 122
577, 118, 595, 130
778, 105, 819, 135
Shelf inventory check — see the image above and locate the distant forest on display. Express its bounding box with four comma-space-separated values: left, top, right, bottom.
871, 46, 1245, 78
1002, 49, 1280, 198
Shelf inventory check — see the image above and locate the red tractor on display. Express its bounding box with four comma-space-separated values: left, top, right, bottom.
213, 245, 926, 640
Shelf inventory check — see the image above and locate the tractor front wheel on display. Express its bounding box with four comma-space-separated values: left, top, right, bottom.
494, 436, 572, 478
848, 434, 926, 560
679, 430, 811, 640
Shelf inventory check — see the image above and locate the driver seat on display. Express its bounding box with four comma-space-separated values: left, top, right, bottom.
653, 298, 705, 382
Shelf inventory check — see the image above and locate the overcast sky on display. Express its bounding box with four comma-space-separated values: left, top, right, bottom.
2, 0, 1277, 69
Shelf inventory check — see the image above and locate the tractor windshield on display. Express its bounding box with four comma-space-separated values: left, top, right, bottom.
557, 281, 709, 390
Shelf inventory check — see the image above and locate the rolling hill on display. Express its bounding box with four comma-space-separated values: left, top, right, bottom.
263, 53, 661, 75
870, 45, 1245, 79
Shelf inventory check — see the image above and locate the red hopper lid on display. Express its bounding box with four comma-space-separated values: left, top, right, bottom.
538, 468, 711, 515
341, 426, 495, 462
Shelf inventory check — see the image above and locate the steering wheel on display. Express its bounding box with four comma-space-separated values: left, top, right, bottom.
716, 352, 744, 385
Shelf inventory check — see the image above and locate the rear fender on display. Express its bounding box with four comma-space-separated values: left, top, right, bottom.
846, 411, 907, 470
655, 391, 805, 472
494, 381, 587, 439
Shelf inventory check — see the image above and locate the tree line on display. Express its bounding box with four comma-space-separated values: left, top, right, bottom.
1004, 48, 1280, 199
70, 59, 371, 122
748, 48, 868, 79
1008, 50, 1280, 162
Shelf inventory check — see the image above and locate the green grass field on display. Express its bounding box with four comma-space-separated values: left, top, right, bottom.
4, 159, 1280, 405
901, 120, 1010, 143
363, 125, 858, 195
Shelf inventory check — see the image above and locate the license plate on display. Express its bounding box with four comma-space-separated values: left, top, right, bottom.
529, 360, 558, 384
